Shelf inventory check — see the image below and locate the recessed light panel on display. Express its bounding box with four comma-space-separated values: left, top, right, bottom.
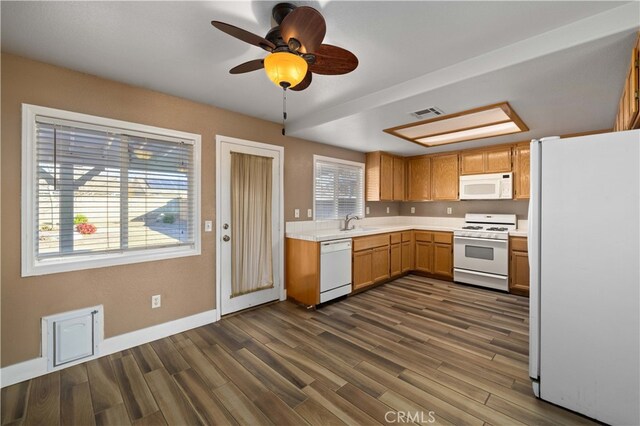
384, 102, 528, 147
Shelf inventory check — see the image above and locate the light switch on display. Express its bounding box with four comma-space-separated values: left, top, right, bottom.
386, 206, 390, 214
411, 206, 416, 214
366, 206, 370, 215
204, 220, 213, 232
294, 209, 300, 218
307, 209, 312, 218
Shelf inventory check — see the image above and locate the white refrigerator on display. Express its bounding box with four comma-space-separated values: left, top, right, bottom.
528, 130, 640, 425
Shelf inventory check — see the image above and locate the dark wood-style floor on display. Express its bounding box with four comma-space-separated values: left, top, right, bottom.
1, 275, 596, 425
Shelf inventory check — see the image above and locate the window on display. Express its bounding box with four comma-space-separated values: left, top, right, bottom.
313, 155, 364, 220
22, 104, 201, 276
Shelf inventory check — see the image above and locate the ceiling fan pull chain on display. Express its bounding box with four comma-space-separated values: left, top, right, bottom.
282, 87, 287, 136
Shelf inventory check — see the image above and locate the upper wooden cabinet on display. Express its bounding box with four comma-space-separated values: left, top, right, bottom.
431, 154, 459, 200
366, 152, 405, 201
393, 157, 406, 201
513, 143, 530, 200
614, 33, 639, 131
460, 146, 512, 175
407, 156, 431, 201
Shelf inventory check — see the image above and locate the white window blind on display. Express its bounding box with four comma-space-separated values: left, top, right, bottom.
314, 157, 364, 220
33, 116, 195, 263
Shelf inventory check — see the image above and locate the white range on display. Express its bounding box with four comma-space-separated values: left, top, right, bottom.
453, 213, 516, 291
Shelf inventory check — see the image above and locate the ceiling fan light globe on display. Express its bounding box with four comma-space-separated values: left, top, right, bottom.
264, 52, 308, 89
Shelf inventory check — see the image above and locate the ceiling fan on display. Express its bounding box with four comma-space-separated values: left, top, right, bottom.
211, 2, 358, 92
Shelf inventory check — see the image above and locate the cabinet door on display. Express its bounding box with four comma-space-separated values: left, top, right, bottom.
510, 250, 530, 297
414, 241, 433, 273
513, 144, 530, 200
460, 151, 484, 175
393, 157, 406, 201
390, 243, 402, 277
372, 246, 390, 283
433, 243, 453, 278
431, 154, 459, 200
353, 250, 373, 290
380, 154, 394, 201
401, 240, 414, 273
407, 157, 431, 201
485, 147, 512, 173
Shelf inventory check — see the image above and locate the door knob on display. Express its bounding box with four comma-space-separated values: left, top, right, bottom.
223, 235, 230, 242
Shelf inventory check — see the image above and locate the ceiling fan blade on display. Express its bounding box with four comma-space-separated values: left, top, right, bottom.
280, 6, 326, 54
310, 44, 358, 75
229, 59, 264, 74
290, 71, 312, 91
211, 21, 275, 51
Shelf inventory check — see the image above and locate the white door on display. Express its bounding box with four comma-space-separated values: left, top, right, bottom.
217, 137, 283, 315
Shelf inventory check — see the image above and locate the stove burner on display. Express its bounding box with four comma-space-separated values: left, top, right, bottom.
486, 227, 508, 231
462, 226, 483, 230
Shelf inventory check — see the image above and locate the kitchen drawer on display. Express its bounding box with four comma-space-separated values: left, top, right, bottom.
401, 231, 413, 242
433, 232, 453, 244
414, 231, 433, 242
353, 234, 390, 251
510, 236, 528, 252
390, 233, 402, 245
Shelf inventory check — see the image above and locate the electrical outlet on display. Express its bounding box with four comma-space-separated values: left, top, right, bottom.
151, 295, 161, 309
411, 206, 416, 214
204, 220, 212, 232
294, 209, 300, 218
386, 206, 390, 214
446, 207, 452, 215
366, 206, 370, 215
307, 209, 312, 218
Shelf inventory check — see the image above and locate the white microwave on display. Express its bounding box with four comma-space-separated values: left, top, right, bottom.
459, 172, 513, 200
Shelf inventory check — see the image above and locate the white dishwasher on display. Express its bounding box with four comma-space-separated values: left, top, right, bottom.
319, 239, 352, 303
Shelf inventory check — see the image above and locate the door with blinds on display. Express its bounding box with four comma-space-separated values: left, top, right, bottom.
218, 137, 283, 315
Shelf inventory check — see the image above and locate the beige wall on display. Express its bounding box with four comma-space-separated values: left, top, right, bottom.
0, 53, 367, 366
399, 199, 529, 219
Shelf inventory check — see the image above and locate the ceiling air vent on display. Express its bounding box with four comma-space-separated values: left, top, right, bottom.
411, 106, 444, 120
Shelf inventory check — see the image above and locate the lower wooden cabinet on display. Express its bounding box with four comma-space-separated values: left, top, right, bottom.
414, 231, 453, 278
509, 236, 530, 297
285, 238, 320, 306
353, 250, 374, 290
433, 243, 453, 278
390, 241, 402, 277
401, 231, 414, 273
372, 246, 390, 282
352, 234, 390, 291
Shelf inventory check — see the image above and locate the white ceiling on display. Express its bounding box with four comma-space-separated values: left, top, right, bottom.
2, 1, 639, 155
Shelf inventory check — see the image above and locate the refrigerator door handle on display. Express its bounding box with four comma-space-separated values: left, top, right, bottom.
529, 139, 541, 387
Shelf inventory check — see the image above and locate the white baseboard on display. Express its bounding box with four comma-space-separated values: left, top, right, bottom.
0, 309, 217, 388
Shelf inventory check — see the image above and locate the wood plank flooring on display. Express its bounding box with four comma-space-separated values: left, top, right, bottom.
1, 275, 597, 425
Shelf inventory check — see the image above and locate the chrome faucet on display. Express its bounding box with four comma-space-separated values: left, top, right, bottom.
341, 213, 361, 231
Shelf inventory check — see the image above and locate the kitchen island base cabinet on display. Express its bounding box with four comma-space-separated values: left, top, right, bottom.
509, 236, 530, 297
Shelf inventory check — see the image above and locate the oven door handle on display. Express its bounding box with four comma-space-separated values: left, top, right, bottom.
453, 236, 508, 244
453, 268, 506, 279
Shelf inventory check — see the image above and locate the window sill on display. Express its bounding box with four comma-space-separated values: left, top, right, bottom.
22, 245, 201, 277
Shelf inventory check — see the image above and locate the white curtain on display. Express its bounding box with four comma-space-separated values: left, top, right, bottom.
231, 152, 274, 297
